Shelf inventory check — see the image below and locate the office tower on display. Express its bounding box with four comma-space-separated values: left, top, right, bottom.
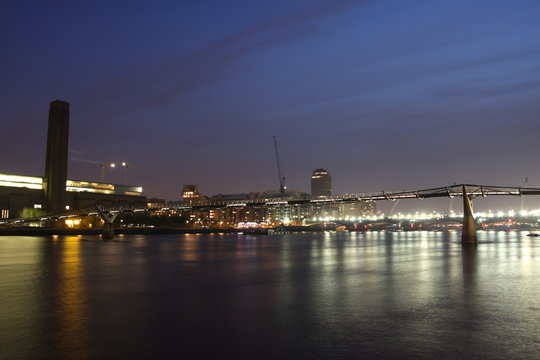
182, 184, 200, 204
311, 168, 332, 198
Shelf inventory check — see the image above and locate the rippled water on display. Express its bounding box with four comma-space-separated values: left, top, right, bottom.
1, 231, 539, 359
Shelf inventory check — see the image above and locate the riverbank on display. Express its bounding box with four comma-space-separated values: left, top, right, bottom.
2, 226, 534, 236
0, 227, 236, 236
0, 225, 335, 236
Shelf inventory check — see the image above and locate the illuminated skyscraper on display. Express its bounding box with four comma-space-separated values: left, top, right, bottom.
311, 168, 332, 198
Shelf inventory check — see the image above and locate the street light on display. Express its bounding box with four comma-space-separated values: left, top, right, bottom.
121, 162, 129, 184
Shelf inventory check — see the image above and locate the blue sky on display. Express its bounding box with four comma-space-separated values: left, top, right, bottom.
1, 0, 540, 210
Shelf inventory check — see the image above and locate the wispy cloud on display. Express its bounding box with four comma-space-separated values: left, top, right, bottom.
77, 0, 371, 121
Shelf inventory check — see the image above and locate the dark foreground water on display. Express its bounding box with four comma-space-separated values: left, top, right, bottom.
1, 231, 539, 359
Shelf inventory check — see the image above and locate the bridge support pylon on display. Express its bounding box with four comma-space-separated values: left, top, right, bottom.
461, 185, 477, 244
97, 208, 117, 240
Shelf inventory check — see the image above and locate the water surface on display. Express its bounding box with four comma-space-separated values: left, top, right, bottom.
1, 231, 539, 359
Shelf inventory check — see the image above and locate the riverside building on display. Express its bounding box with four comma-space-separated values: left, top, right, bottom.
0, 101, 146, 219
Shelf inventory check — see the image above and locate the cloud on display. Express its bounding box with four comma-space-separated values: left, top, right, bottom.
76, 0, 371, 121
436, 76, 540, 99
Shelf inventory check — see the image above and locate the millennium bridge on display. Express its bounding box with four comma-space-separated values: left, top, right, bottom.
2, 183, 540, 244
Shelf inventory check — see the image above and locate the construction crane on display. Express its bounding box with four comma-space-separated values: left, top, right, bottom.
273, 136, 286, 195
71, 158, 134, 184
70, 157, 113, 182
119, 162, 137, 185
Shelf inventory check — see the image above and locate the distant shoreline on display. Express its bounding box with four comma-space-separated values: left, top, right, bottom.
0, 226, 328, 236
0, 227, 241, 236
0, 226, 534, 237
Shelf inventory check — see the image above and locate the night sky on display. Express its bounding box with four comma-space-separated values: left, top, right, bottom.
2, 0, 540, 211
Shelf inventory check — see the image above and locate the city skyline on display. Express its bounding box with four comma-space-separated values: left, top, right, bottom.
2, 0, 540, 205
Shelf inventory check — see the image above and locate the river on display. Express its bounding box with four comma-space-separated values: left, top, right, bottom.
1, 231, 539, 359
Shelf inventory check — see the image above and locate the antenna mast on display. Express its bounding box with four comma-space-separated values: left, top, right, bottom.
273, 136, 286, 194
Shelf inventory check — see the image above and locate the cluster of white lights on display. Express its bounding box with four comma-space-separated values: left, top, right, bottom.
306, 209, 540, 223
237, 222, 268, 228
385, 210, 540, 220
311, 215, 386, 222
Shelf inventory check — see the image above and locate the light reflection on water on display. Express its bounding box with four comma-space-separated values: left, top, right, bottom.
0, 231, 539, 359
54, 237, 95, 360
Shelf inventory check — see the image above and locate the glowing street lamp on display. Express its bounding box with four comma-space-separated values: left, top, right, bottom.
121, 162, 129, 184
104, 162, 130, 183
